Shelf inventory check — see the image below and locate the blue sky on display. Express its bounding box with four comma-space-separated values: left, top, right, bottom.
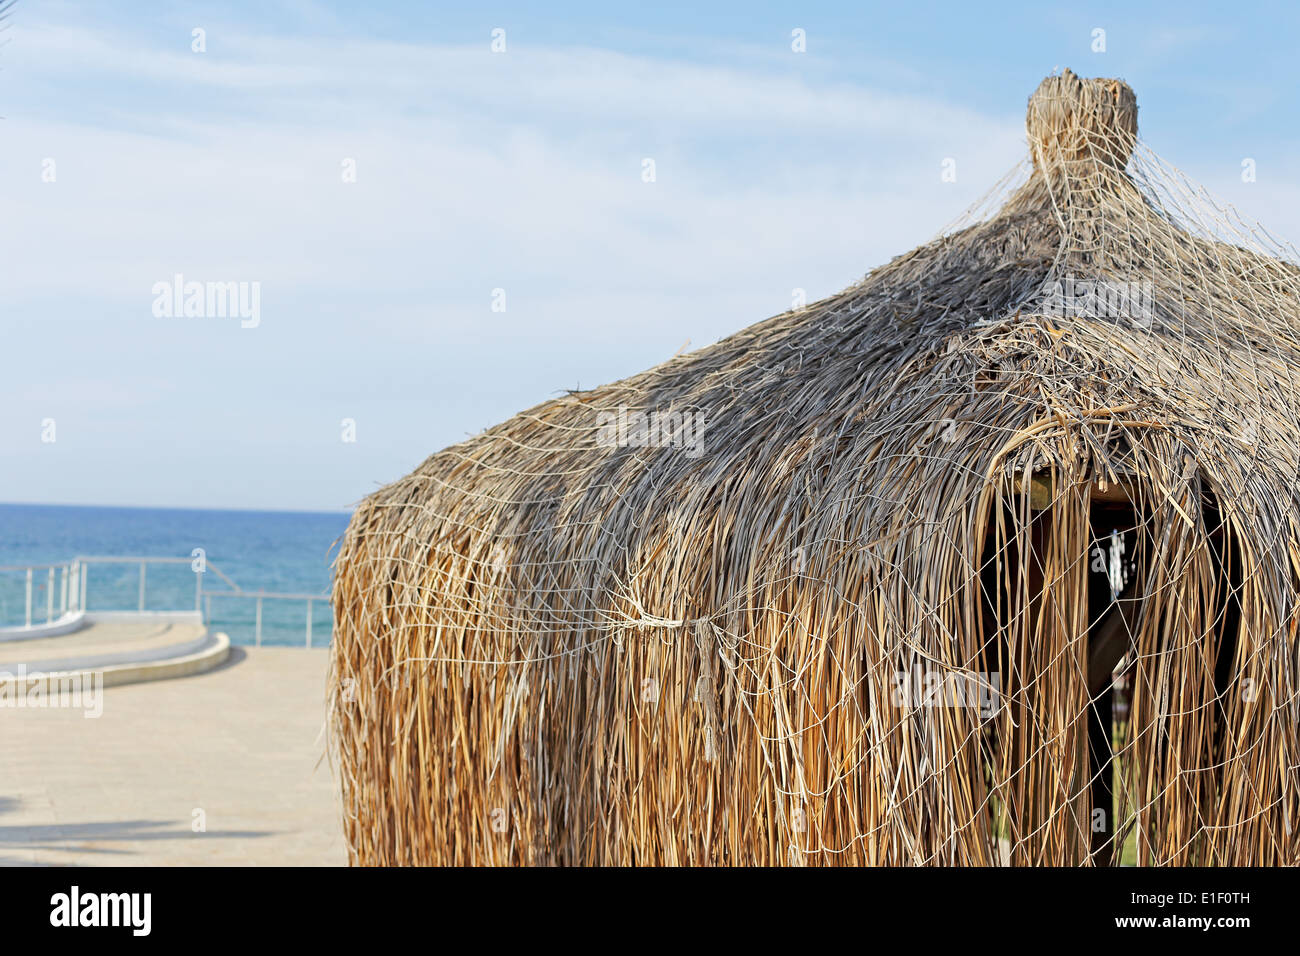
3, 0, 1298, 511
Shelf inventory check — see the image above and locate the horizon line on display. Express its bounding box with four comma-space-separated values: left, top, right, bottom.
0, 500, 355, 517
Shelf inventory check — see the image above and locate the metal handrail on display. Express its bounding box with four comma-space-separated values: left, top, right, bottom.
201, 589, 329, 646
0, 561, 77, 626
0, 555, 330, 646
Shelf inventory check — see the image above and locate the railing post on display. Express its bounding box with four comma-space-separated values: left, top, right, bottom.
138, 561, 147, 612
25, 567, 32, 627
195, 568, 203, 611
80, 562, 88, 612
255, 595, 263, 646
205, 594, 211, 626
306, 598, 313, 648
60, 565, 69, 615
46, 566, 55, 622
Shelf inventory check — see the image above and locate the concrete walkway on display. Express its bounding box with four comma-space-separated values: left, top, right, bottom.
0, 616, 206, 669
0, 647, 346, 866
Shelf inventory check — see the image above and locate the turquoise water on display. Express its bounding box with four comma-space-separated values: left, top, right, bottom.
0, 503, 352, 646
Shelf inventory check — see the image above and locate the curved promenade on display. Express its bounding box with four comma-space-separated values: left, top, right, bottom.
0, 621, 344, 866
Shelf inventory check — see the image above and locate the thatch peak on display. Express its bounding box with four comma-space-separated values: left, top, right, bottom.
1026, 69, 1137, 170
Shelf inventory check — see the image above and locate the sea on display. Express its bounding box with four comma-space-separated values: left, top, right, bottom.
0, 503, 352, 646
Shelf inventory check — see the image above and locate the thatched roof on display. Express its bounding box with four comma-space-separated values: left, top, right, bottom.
332, 71, 1300, 866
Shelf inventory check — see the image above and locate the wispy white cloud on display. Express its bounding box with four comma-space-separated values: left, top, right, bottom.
0, 11, 1040, 509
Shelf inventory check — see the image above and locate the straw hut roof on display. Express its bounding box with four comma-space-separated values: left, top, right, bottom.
332, 71, 1300, 866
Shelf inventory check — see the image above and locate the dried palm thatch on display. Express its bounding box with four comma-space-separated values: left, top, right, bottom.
331, 71, 1300, 866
